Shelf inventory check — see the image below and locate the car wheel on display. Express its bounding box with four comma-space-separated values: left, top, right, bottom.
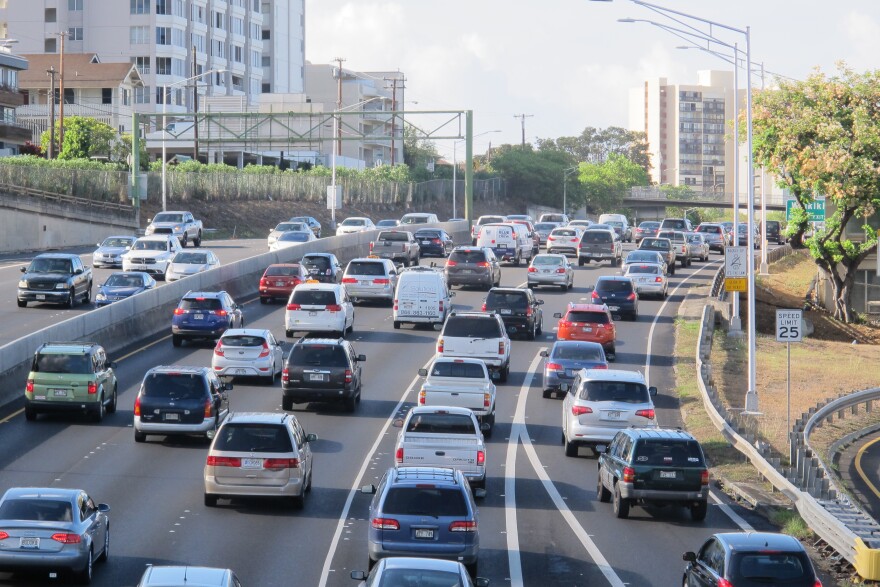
578, 258, 584, 266
291, 487, 305, 510
564, 437, 578, 457
526, 323, 536, 340
542, 389, 552, 399
613, 483, 630, 519
92, 395, 105, 423
282, 396, 293, 411
260, 297, 268, 304
75, 547, 93, 585
368, 558, 377, 571
67, 287, 77, 309
343, 393, 357, 413
204, 494, 218, 507
691, 500, 708, 521
465, 561, 478, 578
393, 320, 401, 329
536, 319, 543, 336
17, 299, 26, 308
24, 407, 36, 421
285, 329, 293, 338
84, 283, 92, 303
194, 232, 202, 247
134, 430, 146, 443
180, 233, 188, 248
499, 364, 509, 383
97, 525, 109, 563
669, 264, 676, 275
172, 334, 182, 347
107, 385, 118, 414
597, 473, 611, 503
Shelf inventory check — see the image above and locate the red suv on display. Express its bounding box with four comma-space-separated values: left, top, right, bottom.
553, 303, 617, 360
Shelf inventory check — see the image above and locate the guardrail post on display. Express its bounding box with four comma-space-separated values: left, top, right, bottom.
867, 400, 873, 413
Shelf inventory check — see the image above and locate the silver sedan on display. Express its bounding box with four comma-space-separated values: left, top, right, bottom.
527, 253, 574, 290
0, 487, 110, 583
624, 263, 668, 299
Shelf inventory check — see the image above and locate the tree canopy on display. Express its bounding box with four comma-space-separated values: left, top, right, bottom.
577, 153, 650, 213
538, 126, 649, 170
750, 64, 880, 322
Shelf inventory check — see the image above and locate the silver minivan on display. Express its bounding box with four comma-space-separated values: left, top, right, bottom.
561, 368, 658, 457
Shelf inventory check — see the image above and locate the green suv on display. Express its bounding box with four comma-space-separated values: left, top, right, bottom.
596, 428, 709, 521
25, 342, 118, 422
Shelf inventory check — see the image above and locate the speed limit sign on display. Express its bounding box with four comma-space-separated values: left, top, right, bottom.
776, 309, 803, 343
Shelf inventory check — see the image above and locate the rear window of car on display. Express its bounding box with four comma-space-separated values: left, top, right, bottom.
541, 215, 565, 223
581, 231, 612, 243
429, 362, 485, 378
179, 297, 222, 311
658, 231, 684, 242
566, 311, 609, 324
303, 256, 330, 270
382, 487, 468, 517
485, 291, 527, 309
289, 345, 348, 367
142, 373, 207, 399
661, 219, 688, 230
347, 262, 387, 276
627, 266, 661, 275
633, 439, 705, 467
639, 222, 660, 229
0, 499, 73, 522
265, 265, 302, 277
220, 335, 265, 347
551, 229, 577, 237
415, 231, 441, 238
533, 255, 563, 266
551, 344, 604, 361
379, 232, 409, 241
34, 353, 92, 374
291, 290, 337, 306
406, 412, 477, 434
642, 239, 671, 249
478, 216, 506, 225
627, 252, 659, 263
534, 223, 556, 231
596, 280, 633, 293
731, 552, 810, 582
443, 317, 501, 338
582, 381, 649, 404
696, 225, 722, 234
449, 250, 487, 263
213, 424, 293, 453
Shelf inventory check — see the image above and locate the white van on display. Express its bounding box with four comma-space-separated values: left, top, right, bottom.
393, 266, 453, 329
476, 223, 532, 265
598, 213, 628, 226
400, 212, 439, 225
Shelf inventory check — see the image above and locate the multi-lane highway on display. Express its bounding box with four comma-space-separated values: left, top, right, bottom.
0, 241, 779, 586
838, 431, 880, 523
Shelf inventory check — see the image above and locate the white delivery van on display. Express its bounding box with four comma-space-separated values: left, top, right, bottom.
476, 223, 532, 265
393, 266, 453, 329
598, 213, 628, 225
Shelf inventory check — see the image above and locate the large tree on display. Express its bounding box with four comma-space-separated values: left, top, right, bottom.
488, 144, 579, 209
750, 65, 880, 322
538, 126, 649, 170
40, 116, 118, 161
577, 153, 650, 213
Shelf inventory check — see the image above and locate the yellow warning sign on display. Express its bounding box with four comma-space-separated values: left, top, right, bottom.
726, 277, 747, 292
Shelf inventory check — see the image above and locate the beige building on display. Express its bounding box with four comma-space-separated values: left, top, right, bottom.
0, 44, 29, 154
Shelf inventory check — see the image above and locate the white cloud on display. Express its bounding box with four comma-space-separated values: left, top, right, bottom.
840, 11, 880, 71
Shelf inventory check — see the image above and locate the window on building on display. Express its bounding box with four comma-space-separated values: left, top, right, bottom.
250, 23, 260, 40
69, 0, 83, 11
156, 26, 170, 45
262, 83, 270, 93
156, 87, 167, 105
232, 17, 244, 35
68, 27, 83, 41
215, 71, 224, 86
261, 29, 270, 40
172, 58, 185, 77
261, 55, 270, 67
156, 0, 168, 15
253, 0, 260, 11
63, 88, 74, 104
233, 45, 243, 63
131, 0, 149, 14
214, 11, 225, 30
261, 2, 269, 13
192, 4, 205, 23
192, 33, 205, 54
231, 75, 243, 91
156, 57, 171, 75
172, 27, 185, 47
121, 89, 130, 106
44, 38, 57, 53
101, 88, 112, 105
132, 56, 150, 74
130, 26, 149, 44
45, 8, 57, 22
212, 39, 225, 58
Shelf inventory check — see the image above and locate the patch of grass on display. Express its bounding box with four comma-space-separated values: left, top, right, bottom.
768, 508, 814, 541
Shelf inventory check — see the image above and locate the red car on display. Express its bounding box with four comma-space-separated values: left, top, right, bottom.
259, 263, 308, 303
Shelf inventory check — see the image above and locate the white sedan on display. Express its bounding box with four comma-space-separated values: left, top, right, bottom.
268, 221, 310, 248
623, 263, 668, 299
335, 217, 376, 235
164, 250, 220, 281
211, 329, 284, 382
269, 230, 317, 251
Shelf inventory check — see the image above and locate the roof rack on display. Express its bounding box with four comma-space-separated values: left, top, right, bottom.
394, 466, 457, 482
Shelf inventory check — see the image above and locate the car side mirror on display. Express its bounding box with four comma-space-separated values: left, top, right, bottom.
96, 242, 101, 247
147, 217, 152, 223
360, 484, 377, 494
595, 444, 607, 454
474, 488, 487, 499
305, 433, 318, 443
683, 551, 697, 563
107, 361, 116, 369
539, 350, 549, 358
392, 417, 405, 428
351, 571, 367, 581
417, 368, 428, 377
449, 291, 456, 297
97, 503, 110, 513
536, 299, 544, 305
20, 266, 26, 273
475, 578, 490, 587
358, 354, 366, 362
74, 268, 83, 275
553, 312, 562, 319
649, 386, 658, 396
224, 382, 234, 391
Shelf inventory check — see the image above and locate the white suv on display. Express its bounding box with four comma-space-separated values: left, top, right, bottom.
285, 283, 354, 338
437, 311, 511, 382
122, 235, 182, 279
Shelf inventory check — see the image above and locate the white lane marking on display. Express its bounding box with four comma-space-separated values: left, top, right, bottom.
710, 491, 754, 531
508, 350, 626, 587
644, 260, 721, 386
318, 356, 434, 587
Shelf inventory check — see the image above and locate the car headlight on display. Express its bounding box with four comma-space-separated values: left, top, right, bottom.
95, 293, 107, 301
18, 280, 27, 288
55, 283, 67, 290
145, 226, 154, 235
174, 225, 182, 232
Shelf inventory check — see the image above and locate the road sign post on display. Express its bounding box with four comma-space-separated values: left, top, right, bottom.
725, 246, 748, 292
776, 309, 803, 453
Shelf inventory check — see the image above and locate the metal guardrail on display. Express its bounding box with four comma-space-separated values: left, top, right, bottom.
695, 265, 880, 579
0, 182, 134, 216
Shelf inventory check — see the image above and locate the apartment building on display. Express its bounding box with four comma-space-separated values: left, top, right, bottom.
259, 0, 303, 94
0, 44, 29, 154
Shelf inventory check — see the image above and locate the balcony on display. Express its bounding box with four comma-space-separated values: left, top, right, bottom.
0, 85, 24, 107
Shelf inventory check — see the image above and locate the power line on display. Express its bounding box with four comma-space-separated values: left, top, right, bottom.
513, 113, 533, 150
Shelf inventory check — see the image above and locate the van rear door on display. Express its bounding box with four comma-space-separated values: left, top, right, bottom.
395, 275, 441, 320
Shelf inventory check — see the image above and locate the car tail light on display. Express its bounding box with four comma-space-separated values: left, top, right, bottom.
655, 276, 663, 283
371, 518, 400, 530
374, 278, 390, 285
0, 532, 8, 540
477, 450, 485, 465
418, 389, 426, 404
134, 396, 141, 416
26, 379, 34, 393
571, 238, 577, 243
214, 309, 228, 317
558, 320, 572, 328
572, 405, 592, 416
526, 306, 533, 317
369, 242, 374, 251
345, 369, 353, 384
204, 399, 213, 418
593, 364, 608, 369
701, 469, 710, 486
206, 455, 241, 467
395, 447, 403, 464
446, 260, 457, 267
342, 277, 357, 284
591, 291, 600, 301
627, 292, 636, 301
259, 278, 268, 286
476, 261, 490, 267
717, 580, 733, 587
432, 238, 441, 244
439, 300, 444, 312
813, 581, 823, 587
498, 341, 505, 355
548, 235, 556, 241
556, 267, 566, 273
264, 458, 299, 469
393, 299, 399, 310
528, 266, 537, 273
87, 381, 97, 395
326, 304, 342, 312
281, 368, 289, 384
214, 341, 225, 357
483, 393, 491, 408
481, 302, 487, 311
449, 521, 477, 532
437, 338, 444, 353
623, 466, 635, 483
51, 533, 82, 544
546, 362, 563, 371
173, 308, 185, 315
635, 408, 655, 420
258, 342, 270, 358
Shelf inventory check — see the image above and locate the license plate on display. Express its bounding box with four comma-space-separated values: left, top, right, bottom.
582, 327, 592, 332
497, 244, 507, 248
242, 457, 262, 469
275, 281, 285, 286
414, 529, 434, 539
639, 278, 650, 283
608, 306, 619, 311
541, 269, 552, 273
235, 369, 247, 375
51, 389, 68, 397
360, 280, 371, 285
421, 240, 431, 244
36, 294, 46, 300
500, 309, 511, 315
19, 537, 39, 549
604, 410, 622, 420
458, 269, 472, 274
660, 471, 677, 479
309, 373, 324, 381
309, 311, 317, 317
164, 413, 180, 421
194, 314, 205, 320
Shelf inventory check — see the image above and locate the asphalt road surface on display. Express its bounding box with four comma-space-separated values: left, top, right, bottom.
837, 431, 880, 523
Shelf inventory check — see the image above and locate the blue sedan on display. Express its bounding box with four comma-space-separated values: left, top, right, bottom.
540, 340, 608, 398
94, 271, 156, 307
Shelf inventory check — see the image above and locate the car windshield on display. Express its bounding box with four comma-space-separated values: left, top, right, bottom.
449, 250, 487, 263
583, 381, 649, 404
627, 266, 661, 275
153, 213, 183, 223
376, 569, 465, 586
596, 280, 633, 293
382, 487, 468, 517
406, 412, 477, 434
289, 344, 348, 367
731, 552, 810, 582
265, 265, 302, 277
213, 424, 292, 453
220, 335, 266, 347
280, 232, 310, 242
0, 499, 73, 522
581, 232, 612, 243
552, 344, 604, 361
429, 362, 485, 378
289, 217, 313, 225
105, 274, 143, 287
341, 218, 366, 226
133, 240, 168, 251
566, 311, 609, 324
101, 237, 133, 247
532, 256, 563, 266
142, 373, 207, 399
687, 235, 703, 243
291, 290, 337, 306
179, 297, 222, 311
443, 317, 501, 338
34, 353, 92, 374
275, 222, 307, 232
347, 261, 386, 276
28, 258, 72, 273
485, 291, 527, 309
379, 232, 409, 241
633, 439, 705, 467
173, 252, 208, 264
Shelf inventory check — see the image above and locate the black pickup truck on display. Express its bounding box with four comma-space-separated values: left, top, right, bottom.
17, 253, 93, 308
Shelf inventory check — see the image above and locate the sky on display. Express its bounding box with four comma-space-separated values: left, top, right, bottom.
305, 0, 880, 159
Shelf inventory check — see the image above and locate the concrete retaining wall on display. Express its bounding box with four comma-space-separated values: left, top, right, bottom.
0, 222, 469, 410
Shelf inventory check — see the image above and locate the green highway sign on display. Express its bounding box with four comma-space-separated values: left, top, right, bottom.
786, 198, 825, 222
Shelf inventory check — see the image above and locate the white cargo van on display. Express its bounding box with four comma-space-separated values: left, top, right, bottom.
392, 266, 453, 329
476, 223, 532, 265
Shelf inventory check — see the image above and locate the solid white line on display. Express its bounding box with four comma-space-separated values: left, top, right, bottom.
710, 491, 755, 531
317, 356, 434, 587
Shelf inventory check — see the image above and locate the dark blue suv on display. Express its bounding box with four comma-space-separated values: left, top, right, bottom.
171, 291, 243, 347
361, 467, 483, 575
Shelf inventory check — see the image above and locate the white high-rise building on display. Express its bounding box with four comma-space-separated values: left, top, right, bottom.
259, 0, 304, 94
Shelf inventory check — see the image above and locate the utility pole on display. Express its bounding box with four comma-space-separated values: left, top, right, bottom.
56, 31, 69, 147
46, 66, 58, 159
514, 113, 533, 150
333, 57, 345, 157
192, 45, 199, 162
384, 75, 406, 166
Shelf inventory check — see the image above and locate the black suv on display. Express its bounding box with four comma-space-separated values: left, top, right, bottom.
764, 220, 785, 245
597, 428, 709, 521
591, 276, 638, 321
301, 253, 343, 284
444, 247, 501, 290
482, 287, 544, 340
282, 337, 366, 411
18, 253, 93, 308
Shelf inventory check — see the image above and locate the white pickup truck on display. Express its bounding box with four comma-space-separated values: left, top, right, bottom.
394, 405, 488, 491
417, 357, 497, 435
145, 211, 203, 247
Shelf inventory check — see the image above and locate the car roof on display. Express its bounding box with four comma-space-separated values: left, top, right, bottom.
714, 532, 805, 552
577, 368, 647, 383
219, 328, 273, 338
101, 235, 136, 240
37, 341, 99, 354
390, 466, 460, 486
2, 487, 81, 501
596, 275, 634, 282
265, 263, 302, 269
140, 566, 232, 586
182, 291, 227, 299
488, 287, 527, 295
33, 252, 79, 259
532, 253, 567, 259
137, 235, 175, 241
432, 357, 486, 366
451, 246, 487, 252
146, 365, 211, 375
622, 428, 696, 441
292, 336, 346, 346
380, 557, 467, 573
222, 412, 292, 425
303, 252, 335, 258
409, 405, 475, 417
447, 311, 499, 319
293, 282, 342, 291
348, 257, 390, 264
566, 303, 608, 313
